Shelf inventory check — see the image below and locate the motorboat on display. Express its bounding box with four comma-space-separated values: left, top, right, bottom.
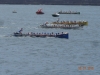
52, 13, 59, 17
36, 9, 44, 14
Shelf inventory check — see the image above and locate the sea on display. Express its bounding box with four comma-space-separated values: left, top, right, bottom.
0, 5, 100, 75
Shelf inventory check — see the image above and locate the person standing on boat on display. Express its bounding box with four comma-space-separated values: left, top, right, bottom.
44, 21, 48, 25
19, 28, 23, 34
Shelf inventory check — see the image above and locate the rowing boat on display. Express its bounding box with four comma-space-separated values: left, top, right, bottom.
13, 32, 69, 39
58, 11, 80, 14
52, 21, 88, 26
40, 24, 83, 29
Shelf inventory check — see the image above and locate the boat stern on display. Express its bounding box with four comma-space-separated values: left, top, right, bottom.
56, 33, 69, 39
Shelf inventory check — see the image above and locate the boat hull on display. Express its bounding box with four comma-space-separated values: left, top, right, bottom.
36, 12, 44, 14
52, 13, 59, 17
52, 14, 59, 17
56, 34, 69, 39
13, 33, 28, 37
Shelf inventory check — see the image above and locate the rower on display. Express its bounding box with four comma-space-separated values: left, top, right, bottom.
62, 32, 63, 34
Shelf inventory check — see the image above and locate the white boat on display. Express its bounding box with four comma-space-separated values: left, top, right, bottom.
52, 13, 59, 17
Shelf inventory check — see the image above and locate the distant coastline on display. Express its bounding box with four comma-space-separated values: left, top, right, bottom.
0, 0, 100, 6
0, 4, 100, 6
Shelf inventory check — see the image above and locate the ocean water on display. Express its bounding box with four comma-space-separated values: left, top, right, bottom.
0, 5, 100, 75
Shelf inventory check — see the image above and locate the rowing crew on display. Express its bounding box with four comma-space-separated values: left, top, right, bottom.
13, 28, 68, 39
14, 32, 66, 37
14, 32, 69, 39
29, 32, 66, 37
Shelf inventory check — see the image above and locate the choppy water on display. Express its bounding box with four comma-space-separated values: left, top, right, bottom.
0, 5, 100, 75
